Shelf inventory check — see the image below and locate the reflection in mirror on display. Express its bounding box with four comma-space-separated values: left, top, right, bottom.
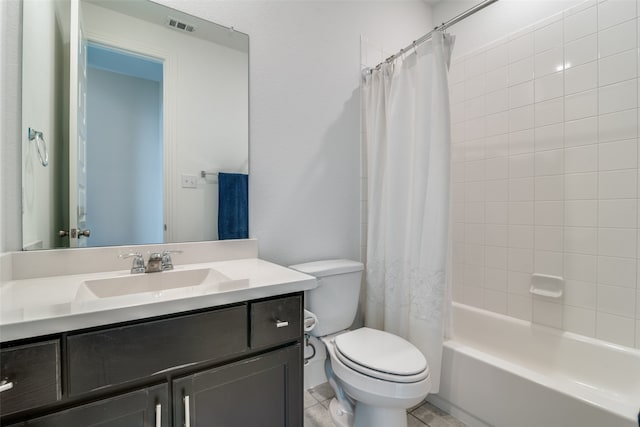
86, 42, 164, 247
21, 0, 249, 251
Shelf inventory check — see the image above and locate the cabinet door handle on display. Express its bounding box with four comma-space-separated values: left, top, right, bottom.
184, 395, 190, 427
155, 404, 162, 427
276, 319, 289, 328
0, 380, 13, 393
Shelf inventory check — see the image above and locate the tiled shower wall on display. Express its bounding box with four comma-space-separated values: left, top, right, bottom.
449, 0, 640, 349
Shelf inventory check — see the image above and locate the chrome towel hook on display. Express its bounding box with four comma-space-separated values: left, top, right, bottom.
28, 127, 48, 167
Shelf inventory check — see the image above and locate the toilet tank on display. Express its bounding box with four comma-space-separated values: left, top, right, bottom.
289, 259, 364, 337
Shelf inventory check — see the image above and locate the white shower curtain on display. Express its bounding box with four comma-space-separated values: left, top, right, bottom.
363, 32, 454, 392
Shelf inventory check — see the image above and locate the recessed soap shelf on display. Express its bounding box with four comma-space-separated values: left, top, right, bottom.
529, 274, 564, 298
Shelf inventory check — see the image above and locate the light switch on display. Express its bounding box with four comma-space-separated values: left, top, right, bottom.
181, 174, 197, 188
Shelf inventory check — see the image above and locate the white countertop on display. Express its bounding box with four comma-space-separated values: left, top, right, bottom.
0, 258, 316, 342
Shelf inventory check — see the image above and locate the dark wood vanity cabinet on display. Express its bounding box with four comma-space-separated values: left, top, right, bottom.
13, 384, 169, 427
0, 340, 61, 416
251, 295, 303, 350
173, 344, 302, 427
0, 293, 303, 427
66, 305, 248, 397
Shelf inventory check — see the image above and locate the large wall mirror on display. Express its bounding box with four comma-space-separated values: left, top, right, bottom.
21, 0, 249, 250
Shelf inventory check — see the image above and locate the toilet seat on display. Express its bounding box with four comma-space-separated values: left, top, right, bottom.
333, 328, 429, 383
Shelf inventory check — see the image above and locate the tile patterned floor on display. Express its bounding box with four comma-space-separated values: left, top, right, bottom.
303, 383, 468, 427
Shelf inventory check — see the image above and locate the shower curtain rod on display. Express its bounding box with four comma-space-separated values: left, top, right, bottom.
367, 0, 499, 72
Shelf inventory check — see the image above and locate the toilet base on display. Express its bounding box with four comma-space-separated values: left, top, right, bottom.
353, 402, 409, 427
328, 397, 410, 427
328, 398, 353, 427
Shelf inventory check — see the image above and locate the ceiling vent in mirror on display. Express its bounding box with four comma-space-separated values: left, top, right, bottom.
167, 17, 196, 33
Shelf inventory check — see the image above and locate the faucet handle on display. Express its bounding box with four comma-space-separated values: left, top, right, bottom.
120, 252, 142, 259
161, 250, 183, 256
119, 252, 145, 274
161, 250, 183, 271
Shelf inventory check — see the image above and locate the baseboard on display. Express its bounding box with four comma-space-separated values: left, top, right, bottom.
427, 394, 491, 427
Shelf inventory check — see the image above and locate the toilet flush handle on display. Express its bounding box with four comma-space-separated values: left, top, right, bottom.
276, 320, 289, 328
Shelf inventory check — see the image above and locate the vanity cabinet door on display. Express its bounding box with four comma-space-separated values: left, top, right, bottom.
0, 340, 61, 417
17, 384, 168, 427
173, 344, 302, 427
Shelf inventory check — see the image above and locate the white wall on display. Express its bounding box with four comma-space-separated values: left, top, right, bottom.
1, 1, 432, 266
152, 0, 433, 265
1, 0, 22, 253
440, 0, 640, 349
21, 0, 66, 250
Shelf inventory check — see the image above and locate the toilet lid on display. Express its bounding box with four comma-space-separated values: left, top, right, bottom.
334, 328, 429, 383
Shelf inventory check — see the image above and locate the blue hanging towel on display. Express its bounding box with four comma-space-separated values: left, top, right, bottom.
218, 172, 248, 240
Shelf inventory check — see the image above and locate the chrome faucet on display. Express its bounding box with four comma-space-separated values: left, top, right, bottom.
119, 253, 145, 274
161, 250, 182, 271
146, 252, 164, 273
120, 250, 183, 274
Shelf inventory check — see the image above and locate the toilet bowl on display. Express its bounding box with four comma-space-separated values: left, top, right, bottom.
322, 329, 431, 427
289, 260, 431, 427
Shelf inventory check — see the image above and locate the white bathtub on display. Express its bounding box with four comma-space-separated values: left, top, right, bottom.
430, 302, 640, 427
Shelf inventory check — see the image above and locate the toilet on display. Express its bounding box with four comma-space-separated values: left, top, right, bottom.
289, 259, 431, 427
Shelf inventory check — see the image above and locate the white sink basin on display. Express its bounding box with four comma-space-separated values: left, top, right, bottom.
77, 268, 231, 300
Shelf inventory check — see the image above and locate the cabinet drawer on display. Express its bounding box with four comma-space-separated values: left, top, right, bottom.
67, 305, 248, 396
251, 295, 302, 349
21, 384, 168, 427
0, 340, 61, 416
